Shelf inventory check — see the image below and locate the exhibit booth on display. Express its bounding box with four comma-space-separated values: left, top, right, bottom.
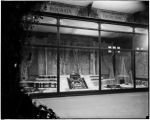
20, 2, 149, 98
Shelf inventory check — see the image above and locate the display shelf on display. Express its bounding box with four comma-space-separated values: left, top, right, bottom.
20, 75, 57, 94
60, 75, 99, 92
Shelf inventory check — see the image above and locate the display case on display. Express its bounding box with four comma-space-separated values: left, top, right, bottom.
20, 12, 148, 97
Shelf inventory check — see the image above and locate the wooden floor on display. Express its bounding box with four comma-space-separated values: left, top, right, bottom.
35, 92, 148, 118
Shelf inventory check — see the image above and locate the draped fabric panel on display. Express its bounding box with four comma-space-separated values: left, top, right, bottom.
38, 48, 46, 75
101, 52, 114, 79
115, 52, 133, 84
60, 49, 99, 75
135, 52, 148, 78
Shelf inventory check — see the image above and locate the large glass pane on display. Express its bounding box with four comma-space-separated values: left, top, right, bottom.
135, 52, 148, 88
101, 50, 133, 90
101, 50, 116, 90
101, 31, 134, 90
60, 19, 98, 29
21, 22, 58, 94
60, 27, 99, 47
26, 24, 57, 46
20, 47, 57, 94
60, 48, 99, 92
133, 34, 148, 50
101, 31, 133, 49
133, 32, 148, 88
115, 51, 133, 88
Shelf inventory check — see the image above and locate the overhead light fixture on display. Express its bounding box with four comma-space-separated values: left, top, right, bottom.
108, 46, 112, 49
117, 46, 120, 49
113, 46, 116, 49
108, 50, 112, 53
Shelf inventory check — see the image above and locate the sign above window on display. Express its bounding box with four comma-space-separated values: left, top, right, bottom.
45, 3, 79, 16
38, 2, 130, 23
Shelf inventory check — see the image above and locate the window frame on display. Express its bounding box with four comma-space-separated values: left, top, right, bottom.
22, 12, 149, 98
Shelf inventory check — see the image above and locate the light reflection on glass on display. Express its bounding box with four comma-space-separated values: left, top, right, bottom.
60, 19, 98, 29
135, 28, 148, 34
101, 24, 133, 32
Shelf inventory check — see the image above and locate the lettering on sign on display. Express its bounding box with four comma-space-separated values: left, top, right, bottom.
46, 4, 79, 16
44, 3, 129, 22
97, 9, 128, 22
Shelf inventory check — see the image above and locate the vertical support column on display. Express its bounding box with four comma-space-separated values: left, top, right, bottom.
147, 27, 149, 88
132, 27, 136, 89
57, 18, 60, 93
113, 50, 116, 80
98, 23, 101, 91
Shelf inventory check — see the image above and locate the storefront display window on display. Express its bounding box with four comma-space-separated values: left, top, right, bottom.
133, 31, 148, 88
59, 22, 99, 92
135, 52, 148, 88
101, 31, 134, 90
60, 48, 99, 92
21, 14, 148, 96
20, 20, 58, 94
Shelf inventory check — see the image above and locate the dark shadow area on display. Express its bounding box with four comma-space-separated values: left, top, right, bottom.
1, 1, 59, 118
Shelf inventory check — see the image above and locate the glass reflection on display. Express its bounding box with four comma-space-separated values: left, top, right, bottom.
60, 19, 98, 29
133, 34, 148, 50
60, 27, 98, 37
101, 24, 133, 32
60, 27, 99, 47
135, 28, 148, 34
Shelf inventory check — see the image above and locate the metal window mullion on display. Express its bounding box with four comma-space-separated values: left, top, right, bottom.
57, 18, 60, 93
99, 23, 101, 91
113, 50, 116, 80
148, 27, 149, 88
132, 27, 136, 89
